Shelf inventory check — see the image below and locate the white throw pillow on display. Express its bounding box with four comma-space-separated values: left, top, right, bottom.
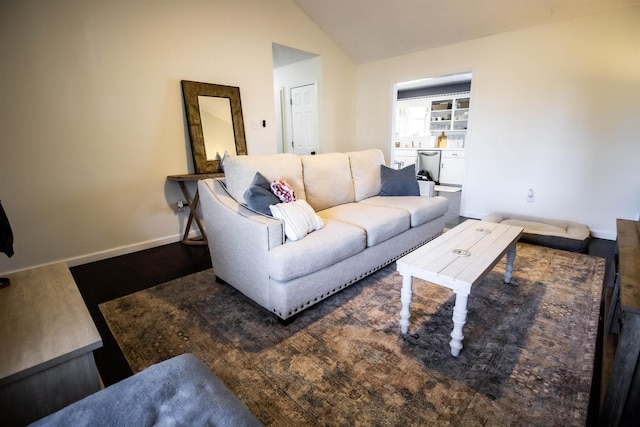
270, 200, 324, 241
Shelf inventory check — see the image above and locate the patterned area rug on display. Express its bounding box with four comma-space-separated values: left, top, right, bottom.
100, 243, 604, 426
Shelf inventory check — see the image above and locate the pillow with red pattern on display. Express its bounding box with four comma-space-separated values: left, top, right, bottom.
270, 178, 296, 203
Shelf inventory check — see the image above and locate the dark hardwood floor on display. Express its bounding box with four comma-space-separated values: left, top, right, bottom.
71, 242, 211, 387
73, 228, 616, 425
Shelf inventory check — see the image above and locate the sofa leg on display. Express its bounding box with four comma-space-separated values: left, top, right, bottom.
277, 313, 299, 326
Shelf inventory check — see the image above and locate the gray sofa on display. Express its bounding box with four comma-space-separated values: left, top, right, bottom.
198, 149, 448, 320
30, 354, 262, 426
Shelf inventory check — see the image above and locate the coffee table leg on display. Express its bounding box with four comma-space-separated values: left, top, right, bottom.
450, 292, 468, 357
504, 244, 517, 284
400, 274, 413, 334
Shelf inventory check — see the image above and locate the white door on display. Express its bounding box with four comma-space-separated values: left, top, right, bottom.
289, 83, 319, 155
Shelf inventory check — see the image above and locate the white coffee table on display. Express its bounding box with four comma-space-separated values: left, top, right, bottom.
397, 219, 523, 357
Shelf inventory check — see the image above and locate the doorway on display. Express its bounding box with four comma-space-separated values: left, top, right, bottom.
272, 43, 321, 154
392, 72, 473, 218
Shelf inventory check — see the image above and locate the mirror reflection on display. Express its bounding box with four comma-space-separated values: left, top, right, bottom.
181, 80, 247, 174
198, 96, 236, 161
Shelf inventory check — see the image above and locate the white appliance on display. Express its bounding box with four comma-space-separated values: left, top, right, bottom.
416, 150, 441, 183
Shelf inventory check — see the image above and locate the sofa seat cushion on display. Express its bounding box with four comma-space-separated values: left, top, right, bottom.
267, 220, 366, 282
358, 196, 448, 227
318, 203, 410, 247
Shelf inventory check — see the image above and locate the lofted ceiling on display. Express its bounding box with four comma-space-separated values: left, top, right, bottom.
293, 0, 640, 64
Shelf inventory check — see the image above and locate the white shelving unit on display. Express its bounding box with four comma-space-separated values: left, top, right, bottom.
394, 92, 469, 149
429, 95, 469, 133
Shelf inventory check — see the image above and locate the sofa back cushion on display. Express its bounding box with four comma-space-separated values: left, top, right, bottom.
224, 154, 305, 203
301, 152, 354, 211
348, 149, 385, 201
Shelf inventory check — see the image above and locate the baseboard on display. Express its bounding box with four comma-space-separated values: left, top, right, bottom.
0, 231, 206, 275
66, 232, 202, 267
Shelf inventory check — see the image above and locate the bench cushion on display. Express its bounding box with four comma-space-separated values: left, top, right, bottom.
483, 213, 591, 253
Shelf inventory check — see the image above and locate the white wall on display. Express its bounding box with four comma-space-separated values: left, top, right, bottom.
0, 0, 356, 273
355, 7, 640, 239
3, 2, 636, 274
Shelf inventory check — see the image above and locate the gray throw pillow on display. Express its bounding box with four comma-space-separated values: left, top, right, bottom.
380, 164, 420, 196
243, 172, 280, 215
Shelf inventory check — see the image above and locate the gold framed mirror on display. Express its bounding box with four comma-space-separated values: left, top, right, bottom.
181, 80, 247, 173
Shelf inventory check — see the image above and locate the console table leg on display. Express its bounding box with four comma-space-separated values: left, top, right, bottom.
177, 181, 207, 245
450, 292, 468, 357
399, 274, 413, 334
504, 244, 517, 284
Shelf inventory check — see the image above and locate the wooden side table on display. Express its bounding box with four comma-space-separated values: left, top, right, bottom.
0, 263, 103, 426
600, 219, 640, 426
167, 173, 223, 245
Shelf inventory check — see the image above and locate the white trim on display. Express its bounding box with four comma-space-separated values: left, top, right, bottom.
279, 86, 287, 153
66, 232, 201, 267
0, 231, 201, 275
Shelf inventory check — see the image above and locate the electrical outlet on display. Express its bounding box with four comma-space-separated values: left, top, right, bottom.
176, 200, 185, 212
527, 189, 534, 203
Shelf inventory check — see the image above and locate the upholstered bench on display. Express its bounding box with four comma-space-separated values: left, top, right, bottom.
483, 213, 591, 253
30, 354, 262, 427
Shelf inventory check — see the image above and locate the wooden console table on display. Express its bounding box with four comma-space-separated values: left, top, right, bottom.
0, 263, 103, 426
167, 173, 223, 245
599, 219, 640, 426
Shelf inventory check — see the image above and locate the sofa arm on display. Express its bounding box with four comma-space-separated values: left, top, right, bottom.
198, 179, 284, 306
418, 180, 435, 197
199, 178, 284, 248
